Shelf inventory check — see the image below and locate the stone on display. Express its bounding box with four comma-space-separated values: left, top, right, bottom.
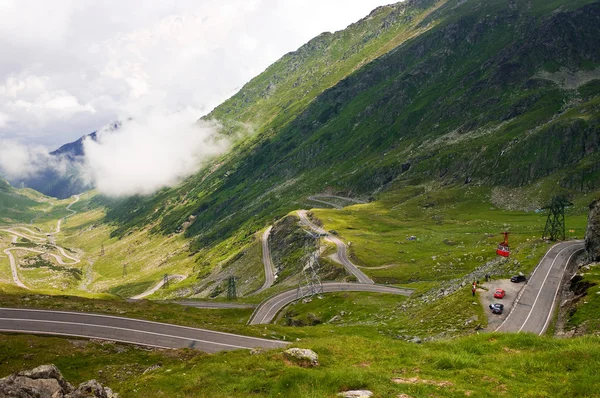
283, 348, 319, 367
19, 364, 74, 393
0, 365, 116, 398
585, 200, 600, 262
338, 390, 373, 398
67, 379, 107, 398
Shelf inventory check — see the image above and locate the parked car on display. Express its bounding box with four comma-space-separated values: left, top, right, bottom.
493, 288, 505, 299
489, 303, 504, 314
511, 275, 526, 283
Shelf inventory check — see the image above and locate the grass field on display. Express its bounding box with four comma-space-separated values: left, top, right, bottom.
310, 185, 591, 289
0, 331, 598, 397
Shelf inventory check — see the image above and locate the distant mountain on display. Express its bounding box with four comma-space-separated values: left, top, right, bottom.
50, 131, 97, 160
9, 121, 120, 199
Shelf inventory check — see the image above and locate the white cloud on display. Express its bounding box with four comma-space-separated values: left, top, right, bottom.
0, 0, 394, 148
0, 140, 68, 180
83, 110, 228, 197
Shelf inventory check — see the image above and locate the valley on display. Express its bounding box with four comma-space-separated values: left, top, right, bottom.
1, 0, 600, 396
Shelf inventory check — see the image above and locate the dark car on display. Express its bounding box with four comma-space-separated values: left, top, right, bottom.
511, 275, 526, 283
489, 303, 504, 314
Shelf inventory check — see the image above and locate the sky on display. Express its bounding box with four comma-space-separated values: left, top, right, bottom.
0, 0, 393, 149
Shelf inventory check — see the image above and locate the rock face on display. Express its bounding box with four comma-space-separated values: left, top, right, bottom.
0, 364, 118, 398
283, 348, 319, 367
585, 200, 600, 262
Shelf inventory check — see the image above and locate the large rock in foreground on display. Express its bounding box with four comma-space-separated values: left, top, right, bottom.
0, 364, 118, 398
585, 200, 600, 262
283, 348, 319, 367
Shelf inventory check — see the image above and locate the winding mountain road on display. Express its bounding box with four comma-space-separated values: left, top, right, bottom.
130, 275, 187, 300
0, 308, 287, 352
248, 282, 414, 325
249, 226, 276, 296
1, 195, 82, 289
307, 195, 366, 209
495, 240, 584, 335
297, 210, 373, 284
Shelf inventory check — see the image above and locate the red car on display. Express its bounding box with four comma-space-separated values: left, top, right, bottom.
493, 288, 505, 299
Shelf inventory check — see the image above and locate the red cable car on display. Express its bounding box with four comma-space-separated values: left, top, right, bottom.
496, 232, 510, 257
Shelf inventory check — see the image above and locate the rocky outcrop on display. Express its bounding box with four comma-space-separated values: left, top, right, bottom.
585, 200, 600, 262
283, 348, 319, 367
0, 364, 118, 398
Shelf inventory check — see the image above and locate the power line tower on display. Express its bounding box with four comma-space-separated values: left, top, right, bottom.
542, 196, 573, 241
227, 276, 237, 300
297, 231, 323, 300
122, 263, 127, 277
100, 243, 105, 256
163, 274, 170, 289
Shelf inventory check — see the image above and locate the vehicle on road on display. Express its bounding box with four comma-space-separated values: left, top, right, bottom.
510, 275, 526, 283
493, 288, 505, 299
489, 303, 504, 314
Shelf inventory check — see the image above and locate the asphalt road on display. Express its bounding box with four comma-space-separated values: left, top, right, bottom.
130, 274, 187, 300
248, 282, 414, 325
495, 240, 584, 335
254, 226, 276, 294
297, 210, 374, 284
0, 307, 287, 352
170, 301, 256, 309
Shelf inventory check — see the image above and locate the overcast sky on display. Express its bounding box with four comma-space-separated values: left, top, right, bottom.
0, 0, 394, 149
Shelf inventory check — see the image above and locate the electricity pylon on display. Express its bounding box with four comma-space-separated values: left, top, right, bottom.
542, 196, 573, 241
227, 276, 237, 300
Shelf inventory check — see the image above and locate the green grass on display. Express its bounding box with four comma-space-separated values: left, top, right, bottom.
566, 263, 600, 334
311, 186, 588, 289
0, 331, 599, 397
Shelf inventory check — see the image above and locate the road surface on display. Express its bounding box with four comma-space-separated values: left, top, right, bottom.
250, 226, 276, 296
495, 240, 584, 335
3, 247, 29, 289
0, 307, 287, 353
54, 195, 79, 234
297, 210, 374, 284
307, 195, 366, 209
248, 282, 414, 325
130, 275, 187, 300
169, 301, 256, 309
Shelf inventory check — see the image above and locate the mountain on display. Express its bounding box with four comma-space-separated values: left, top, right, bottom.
50, 131, 97, 160
9, 122, 121, 199
102, 0, 600, 256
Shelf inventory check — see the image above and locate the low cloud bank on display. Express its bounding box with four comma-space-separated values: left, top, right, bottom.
83, 109, 228, 197
0, 140, 69, 180
0, 109, 228, 197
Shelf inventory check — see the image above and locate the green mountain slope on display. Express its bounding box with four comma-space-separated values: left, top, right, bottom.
104, 0, 600, 255
0, 178, 47, 224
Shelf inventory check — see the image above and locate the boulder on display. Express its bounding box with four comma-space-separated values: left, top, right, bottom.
0, 364, 117, 398
283, 348, 319, 367
585, 200, 600, 262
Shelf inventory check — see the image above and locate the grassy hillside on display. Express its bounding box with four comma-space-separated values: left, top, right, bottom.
0, 330, 598, 397
0, 178, 50, 224
99, 0, 600, 261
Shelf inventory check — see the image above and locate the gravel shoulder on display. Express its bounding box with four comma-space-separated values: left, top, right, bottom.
478, 278, 525, 331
